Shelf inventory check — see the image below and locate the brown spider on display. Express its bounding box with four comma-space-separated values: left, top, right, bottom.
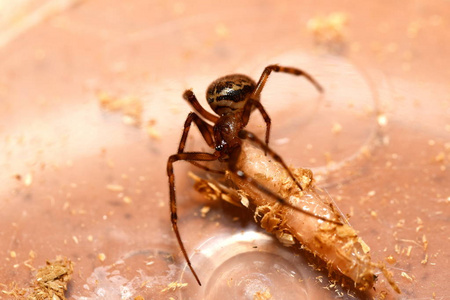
167, 65, 340, 286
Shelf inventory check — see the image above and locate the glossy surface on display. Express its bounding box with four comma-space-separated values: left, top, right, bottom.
0, 1, 448, 299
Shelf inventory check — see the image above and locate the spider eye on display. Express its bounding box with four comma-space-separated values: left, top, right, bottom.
215, 145, 224, 151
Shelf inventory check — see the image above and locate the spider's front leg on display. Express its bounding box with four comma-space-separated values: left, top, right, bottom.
177, 112, 214, 154
183, 90, 219, 123
176, 110, 225, 174
167, 152, 220, 286
252, 64, 324, 99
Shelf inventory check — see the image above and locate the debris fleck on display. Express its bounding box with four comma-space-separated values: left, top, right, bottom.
160, 281, 188, 292
98, 253, 106, 262
401, 271, 414, 282
421, 254, 428, 265
24, 173, 33, 186
253, 288, 272, 300
98, 92, 143, 126
385, 255, 396, 264
331, 122, 343, 134
422, 234, 428, 251
307, 12, 348, 53
146, 119, 161, 140
106, 184, 124, 192
200, 206, 211, 217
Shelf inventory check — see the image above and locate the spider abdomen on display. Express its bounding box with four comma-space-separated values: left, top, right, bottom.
206, 74, 259, 116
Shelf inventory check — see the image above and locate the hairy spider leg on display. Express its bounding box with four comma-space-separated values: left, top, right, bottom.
252, 65, 324, 99
177, 96, 225, 174
177, 112, 215, 154
187, 161, 226, 175
241, 65, 323, 149
167, 152, 220, 286
183, 89, 219, 123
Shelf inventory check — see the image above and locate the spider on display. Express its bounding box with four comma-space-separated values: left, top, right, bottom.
167, 64, 341, 286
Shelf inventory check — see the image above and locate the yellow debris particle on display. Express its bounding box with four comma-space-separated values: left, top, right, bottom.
106, 184, 124, 192
377, 114, 388, 127
434, 152, 445, 163
98, 92, 143, 126
146, 119, 161, 140
406, 245, 412, 257
24, 173, 33, 186
161, 281, 188, 292
331, 122, 342, 134
385, 255, 396, 264
253, 288, 272, 300
396, 219, 405, 228
307, 12, 348, 52
421, 254, 428, 265
123, 196, 132, 204
422, 234, 428, 251
98, 253, 106, 262
200, 206, 211, 217
215, 23, 230, 37
401, 271, 413, 282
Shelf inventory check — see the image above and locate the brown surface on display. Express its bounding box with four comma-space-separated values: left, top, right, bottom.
0, 1, 449, 299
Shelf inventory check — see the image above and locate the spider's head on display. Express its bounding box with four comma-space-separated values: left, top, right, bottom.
206, 74, 259, 116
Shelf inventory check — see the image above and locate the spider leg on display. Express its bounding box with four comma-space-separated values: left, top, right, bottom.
189, 161, 226, 175
252, 64, 324, 100
228, 140, 343, 226
183, 90, 219, 123
177, 112, 215, 154
241, 98, 271, 147
167, 152, 220, 286
177, 112, 224, 174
